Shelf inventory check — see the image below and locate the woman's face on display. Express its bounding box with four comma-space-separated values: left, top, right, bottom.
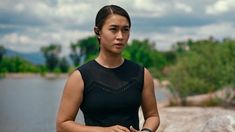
98, 14, 130, 54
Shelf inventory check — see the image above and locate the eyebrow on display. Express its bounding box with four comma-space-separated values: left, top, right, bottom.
109, 24, 130, 28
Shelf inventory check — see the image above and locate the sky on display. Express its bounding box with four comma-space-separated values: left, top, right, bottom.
0, 0, 235, 55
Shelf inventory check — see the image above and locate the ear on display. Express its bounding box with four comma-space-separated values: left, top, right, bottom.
94, 27, 100, 36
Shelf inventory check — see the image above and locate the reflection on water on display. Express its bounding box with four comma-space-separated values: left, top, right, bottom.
0, 77, 166, 132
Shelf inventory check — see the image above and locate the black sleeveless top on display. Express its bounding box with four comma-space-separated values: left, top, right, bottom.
77, 59, 144, 130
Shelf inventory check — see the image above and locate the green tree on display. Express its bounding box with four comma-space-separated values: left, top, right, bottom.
126, 39, 153, 67
0, 45, 6, 61
161, 51, 177, 65
79, 36, 99, 63
219, 39, 235, 87
59, 57, 69, 73
70, 42, 81, 67
0, 56, 39, 73
70, 36, 99, 66
125, 39, 167, 69
41, 44, 61, 71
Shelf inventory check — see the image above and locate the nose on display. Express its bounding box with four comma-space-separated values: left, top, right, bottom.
116, 31, 123, 40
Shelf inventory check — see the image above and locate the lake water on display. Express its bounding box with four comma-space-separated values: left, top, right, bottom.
0, 77, 167, 132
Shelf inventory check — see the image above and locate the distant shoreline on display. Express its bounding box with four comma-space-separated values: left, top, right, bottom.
1, 73, 69, 79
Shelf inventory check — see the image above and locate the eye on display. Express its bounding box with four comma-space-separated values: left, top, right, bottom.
122, 28, 130, 33
109, 28, 117, 32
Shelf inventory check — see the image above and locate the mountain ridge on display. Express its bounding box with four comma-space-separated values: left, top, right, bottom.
5, 49, 45, 65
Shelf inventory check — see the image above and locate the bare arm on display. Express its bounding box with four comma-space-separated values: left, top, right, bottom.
56, 70, 131, 132
56, 70, 102, 132
141, 68, 160, 131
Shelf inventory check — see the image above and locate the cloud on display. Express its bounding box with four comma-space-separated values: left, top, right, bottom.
132, 0, 169, 17
131, 13, 216, 33
206, 0, 235, 15
130, 1, 193, 17
0, 0, 235, 54
2, 33, 30, 44
0, 29, 92, 54
174, 2, 192, 13
130, 21, 235, 50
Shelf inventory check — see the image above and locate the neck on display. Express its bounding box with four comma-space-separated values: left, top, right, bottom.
95, 52, 124, 68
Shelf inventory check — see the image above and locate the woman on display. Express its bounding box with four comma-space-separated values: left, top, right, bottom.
56, 5, 160, 132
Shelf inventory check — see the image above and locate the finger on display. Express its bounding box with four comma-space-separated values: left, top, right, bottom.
116, 125, 131, 132
129, 126, 138, 132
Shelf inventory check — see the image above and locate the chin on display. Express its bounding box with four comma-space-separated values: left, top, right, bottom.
111, 49, 124, 54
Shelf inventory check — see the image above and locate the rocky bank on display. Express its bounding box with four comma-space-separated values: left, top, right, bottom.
136, 79, 235, 132
157, 106, 235, 132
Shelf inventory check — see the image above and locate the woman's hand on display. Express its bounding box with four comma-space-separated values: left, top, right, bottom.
101, 125, 131, 132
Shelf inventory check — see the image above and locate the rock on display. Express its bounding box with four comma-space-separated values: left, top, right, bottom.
201, 115, 235, 132
153, 79, 161, 89
161, 80, 171, 88
214, 87, 235, 106
166, 87, 235, 107
153, 79, 171, 89
156, 107, 235, 132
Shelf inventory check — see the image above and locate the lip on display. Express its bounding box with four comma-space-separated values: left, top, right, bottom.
114, 43, 124, 48
114, 43, 124, 46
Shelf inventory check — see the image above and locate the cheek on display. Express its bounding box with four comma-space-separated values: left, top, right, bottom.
100, 35, 111, 45
102, 32, 115, 41
127, 34, 130, 39
124, 34, 130, 41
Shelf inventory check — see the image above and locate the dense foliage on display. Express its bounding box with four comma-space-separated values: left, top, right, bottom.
168, 38, 235, 100
0, 56, 41, 73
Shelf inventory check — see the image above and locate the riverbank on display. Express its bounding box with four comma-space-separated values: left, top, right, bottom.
1, 73, 69, 79
152, 79, 235, 132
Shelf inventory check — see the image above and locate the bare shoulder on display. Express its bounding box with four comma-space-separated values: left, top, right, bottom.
144, 68, 154, 84
69, 70, 83, 80
64, 70, 84, 93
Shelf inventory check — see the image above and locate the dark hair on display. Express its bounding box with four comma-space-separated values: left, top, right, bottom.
95, 5, 131, 35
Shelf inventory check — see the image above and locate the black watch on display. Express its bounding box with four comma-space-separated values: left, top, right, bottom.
141, 128, 152, 132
